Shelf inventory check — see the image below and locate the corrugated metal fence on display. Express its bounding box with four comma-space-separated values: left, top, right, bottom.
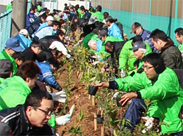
0, 9, 12, 51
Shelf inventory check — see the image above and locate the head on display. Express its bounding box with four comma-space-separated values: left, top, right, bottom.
25, 90, 53, 127
16, 61, 40, 89
105, 16, 114, 26
0, 60, 13, 78
19, 29, 29, 38
46, 16, 54, 25
80, 7, 85, 14
142, 53, 165, 79
150, 29, 169, 51
175, 28, 183, 44
47, 58, 59, 70
103, 12, 109, 19
131, 22, 143, 35
88, 16, 98, 25
5, 37, 23, 56
105, 41, 114, 53
132, 35, 143, 45
52, 21, 61, 30
30, 41, 42, 55
30, 7, 35, 14
96, 5, 102, 12
98, 29, 108, 42
56, 30, 65, 41
12, 52, 25, 67
39, 12, 47, 23
37, 1, 42, 6
130, 41, 147, 60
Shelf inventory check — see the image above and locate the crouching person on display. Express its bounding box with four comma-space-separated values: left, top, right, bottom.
0, 90, 55, 135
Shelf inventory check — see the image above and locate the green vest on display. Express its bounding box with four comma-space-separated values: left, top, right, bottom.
91, 11, 104, 22
6, 4, 12, 11
0, 50, 18, 75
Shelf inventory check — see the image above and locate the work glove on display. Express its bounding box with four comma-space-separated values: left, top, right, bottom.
120, 69, 126, 78
141, 116, 154, 133
50, 91, 67, 103
56, 104, 75, 126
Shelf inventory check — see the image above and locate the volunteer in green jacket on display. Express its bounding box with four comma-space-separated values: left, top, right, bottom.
0, 38, 23, 75
90, 5, 104, 22
6, 1, 13, 11
0, 61, 40, 111
119, 35, 152, 76
94, 53, 183, 135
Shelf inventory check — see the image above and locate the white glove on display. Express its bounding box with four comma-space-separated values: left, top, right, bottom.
50, 91, 67, 103
120, 69, 126, 78
56, 104, 75, 126
141, 117, 154, 133
111, 92, 119, 100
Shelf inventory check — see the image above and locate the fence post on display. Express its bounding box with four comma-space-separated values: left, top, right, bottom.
11, 0, 27, 37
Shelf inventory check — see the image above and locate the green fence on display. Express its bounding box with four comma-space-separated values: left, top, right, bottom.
92, 0, 183, 45
0, 9, 12, 51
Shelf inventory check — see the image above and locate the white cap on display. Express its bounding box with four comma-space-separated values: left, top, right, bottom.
46, 16, 54, 21
19, 29, 28, 36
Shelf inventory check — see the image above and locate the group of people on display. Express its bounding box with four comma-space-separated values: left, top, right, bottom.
1, 1, 183, 136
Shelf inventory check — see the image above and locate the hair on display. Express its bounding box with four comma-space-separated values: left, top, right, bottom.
15, 61, 40, 80
37, 1, 42, 6
52, 21, 61, 28
150, 29, 169, 42
80, 6, 85, 12
89, 6, 95, 13
96, 5, 102, 12
36, 51, 47, 62
47, 58, 60, 69
174, 28, 183, 37
142, 53, 164, 67
39, 13, 47, 20
56, 29, 65, 36
132, 35, 143, 43
12, 52, 25, 61
0, 60, 13, 78
24, 90, 53, 109
103, 12, 109, 19
105, 41, 113, 48
31, 41, 41, 47
80, 33, 86, 40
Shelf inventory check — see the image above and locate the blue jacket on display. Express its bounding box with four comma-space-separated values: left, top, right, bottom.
32, 22, 49, 37
36, 61, 62, 91
15, 34, 32, 51
108, 23, 123, 40
140, 30, 158, 53
26, 13, 36, 28
83, 12, 91, 21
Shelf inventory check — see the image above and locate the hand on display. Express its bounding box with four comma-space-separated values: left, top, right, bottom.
119, 92, 137, 106
50, 91, 67, 103
93, 82, 109, 89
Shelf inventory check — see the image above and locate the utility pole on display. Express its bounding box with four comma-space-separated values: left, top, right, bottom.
11, 0, 27, 37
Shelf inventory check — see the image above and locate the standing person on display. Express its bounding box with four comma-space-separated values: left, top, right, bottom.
105, 16, 123, 40
6, 1, 13, 11
15, 29, 32, 51
26, 7, 37, 28
80, 7, 91, 22
0, 90, 55, 135
150, 29, 183, 69
131, 22, 158, 53
0, 38, 23, 75
174, 28, 183, 58
90, 5, 104, 22
0, 61, 40, 111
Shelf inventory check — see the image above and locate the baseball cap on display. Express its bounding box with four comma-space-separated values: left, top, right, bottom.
131, 22, 141, 34
0, 59, 13, 76
105, 16, 113, 22
129, 41, 146, 51
46, 16, 54, 21
19, 29, 29, 36
88, 16, 98, 25
5, 37, 23, 52
98, 30, 108, 39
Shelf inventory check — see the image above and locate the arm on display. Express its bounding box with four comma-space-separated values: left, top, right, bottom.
0, 122, 11, 136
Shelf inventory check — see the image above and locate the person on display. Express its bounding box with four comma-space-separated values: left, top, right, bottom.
80, 6, 91, 22
118, 36, 152, 77
26, 7, 37, 28
90, 5, 104, 22
94, 53, 183, 135
6, 1, 13, 11
150, 29, 183, 69
0, 37, 23, 75
0, 59, 13, 83
36, 53, 62, 91
0, 61, 40, 111
22, 41, 41, 61
0, 90, 55, 135
15, 29, 32, 51
33, 21, 61, 41
102, 12, 109, 24
37, 1, 42, 12
174, 28, 183, 58
131, 22, 157, 53
12, 52, 24, 67
105, 16, 123, 39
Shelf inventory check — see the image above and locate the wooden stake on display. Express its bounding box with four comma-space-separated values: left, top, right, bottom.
101, 126, 104, 136
92, 96, 95, 106
94, 113, 97, 131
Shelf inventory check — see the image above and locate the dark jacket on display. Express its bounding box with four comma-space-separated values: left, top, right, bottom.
0, 105, 55, 136
39, 36, 61, 50
161, 40, 183, 69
